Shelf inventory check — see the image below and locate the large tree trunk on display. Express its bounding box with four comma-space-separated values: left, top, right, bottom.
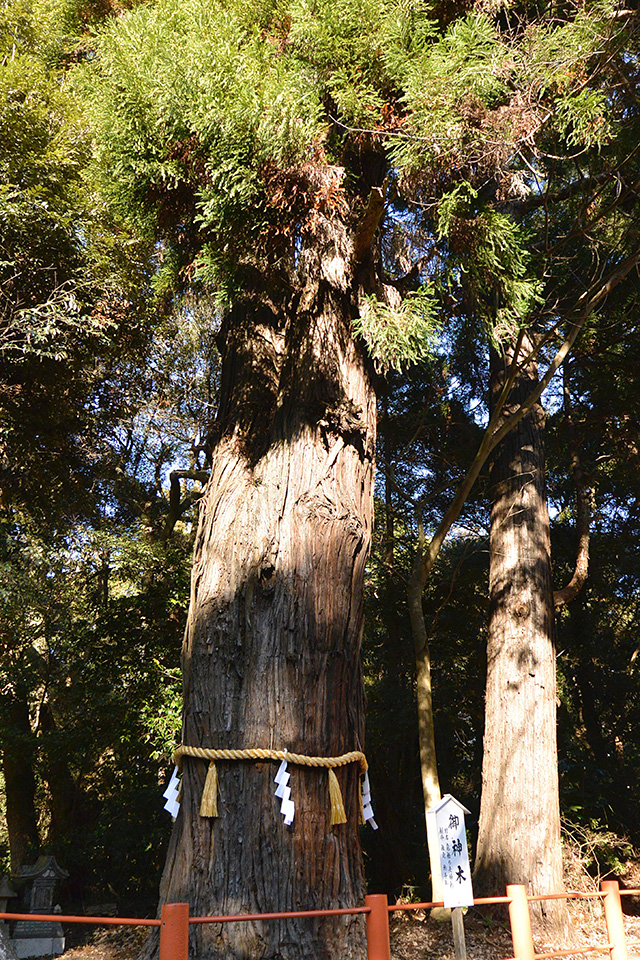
1, 684, 39, 872
474, 340, 566, 931
153, 195, 376, 960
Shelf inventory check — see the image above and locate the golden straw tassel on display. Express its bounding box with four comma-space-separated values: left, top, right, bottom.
200, 760, 219, 817
328, 768, 347, 825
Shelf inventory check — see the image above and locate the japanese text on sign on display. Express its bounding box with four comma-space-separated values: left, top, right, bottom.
433, 796, 474, 909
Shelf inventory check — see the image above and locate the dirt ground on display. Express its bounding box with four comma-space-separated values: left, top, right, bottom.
58, 896, 640, 960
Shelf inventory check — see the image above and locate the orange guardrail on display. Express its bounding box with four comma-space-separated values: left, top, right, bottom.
2, 879, 638, 960
0, 912, 160, 926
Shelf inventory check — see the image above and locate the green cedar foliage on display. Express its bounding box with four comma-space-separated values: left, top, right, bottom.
0, 0, 158, 521
354, 286, 440, 373
0, 0, 151, 356
0, 0, 95, 355
81, 0, 324, 296
82, 0, 640, 371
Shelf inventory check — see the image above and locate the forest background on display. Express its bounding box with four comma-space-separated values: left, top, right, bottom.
1, 0, 640, 925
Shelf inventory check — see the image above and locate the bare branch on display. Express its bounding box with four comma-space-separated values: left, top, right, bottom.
487, 248, 640, 455
353, 182, 387, 263
163, 469, 209, 540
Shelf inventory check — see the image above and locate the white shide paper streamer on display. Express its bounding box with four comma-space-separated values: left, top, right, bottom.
163, 766, 181, 819
361, 771, 378, 830
274, 757, 295, 825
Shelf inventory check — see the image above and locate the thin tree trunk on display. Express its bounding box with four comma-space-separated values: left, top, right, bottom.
1, 684, 39, 872
553, 363, 590, 608
370, 397, 412, 897
151, 195, 376, 960
407, 509, 446, 914
474, 340, 566, 931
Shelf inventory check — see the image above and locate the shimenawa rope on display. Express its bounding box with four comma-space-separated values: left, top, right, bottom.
173, 745, 368, 825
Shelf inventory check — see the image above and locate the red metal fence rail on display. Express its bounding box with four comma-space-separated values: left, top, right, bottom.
2, 879, 639, 960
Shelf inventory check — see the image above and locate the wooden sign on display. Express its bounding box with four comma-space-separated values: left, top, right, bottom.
432, 794, 474, 909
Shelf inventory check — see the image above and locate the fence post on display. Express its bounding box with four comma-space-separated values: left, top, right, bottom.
365, 894, 390, 960
602, 880, 628, 960
159, 902, 189, 960
507, 884, 535, 960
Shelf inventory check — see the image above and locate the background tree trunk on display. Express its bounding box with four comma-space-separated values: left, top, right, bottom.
1, 684, 39, 872
407, 524, 446, 915
368, 398, 414, 897
474, 341, 566, 931
38, 700, 80, 846
152, 205, 376, 960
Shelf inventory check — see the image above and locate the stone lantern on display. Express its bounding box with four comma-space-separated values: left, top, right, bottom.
11, 857, 68, 959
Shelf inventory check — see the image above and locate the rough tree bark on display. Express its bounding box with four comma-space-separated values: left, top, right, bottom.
473, 339, 566, 931
150, 175, 377, 960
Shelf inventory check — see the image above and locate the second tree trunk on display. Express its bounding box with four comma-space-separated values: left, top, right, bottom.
474, 340, 565, 930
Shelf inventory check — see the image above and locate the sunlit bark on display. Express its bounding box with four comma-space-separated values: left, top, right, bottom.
474, 339, 566, 932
